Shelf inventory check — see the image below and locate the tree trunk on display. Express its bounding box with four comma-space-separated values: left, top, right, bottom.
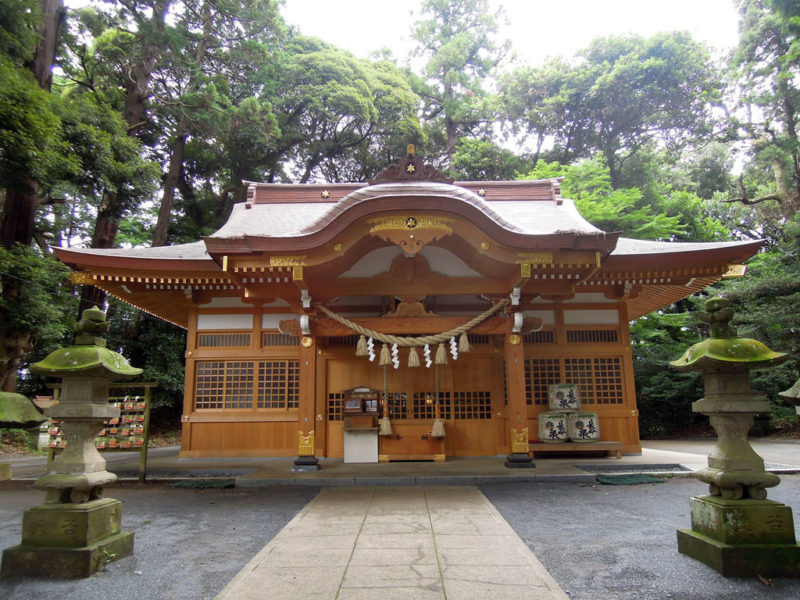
445, 115, 457, 171
78, 190, 120, 314
0, 178, 38, 248
0, 332, 36, 392
79, 2, 168, 313
152, 129, 187, 247
30, 0, 66, 92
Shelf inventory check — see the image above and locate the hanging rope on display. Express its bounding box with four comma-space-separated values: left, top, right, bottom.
315, 299, 509, 347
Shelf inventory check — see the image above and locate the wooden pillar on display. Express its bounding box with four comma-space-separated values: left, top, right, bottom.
180, 304, 198, 455
294, 335, 320, 470
504, 330, 534, 468
617, 301, 642, 451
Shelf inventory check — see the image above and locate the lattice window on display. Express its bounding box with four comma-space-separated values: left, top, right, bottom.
452, 391, 491, 419
467, 334, 490, 345
257, 360, 299, 408
593, 357, 624, 404
197, 332, 252, 347
262, 332, 300, 347
195, 359, 299, 410
327, 393, 344, 421
325, 335, 360, 347
386, 392, 408, 419
413, 392, 451, 419
564, 358, 595, 404
224, 361, 254, 408
563, 357, 625, 405
525, 358, 562, 405
195, 361, 225, 409
523, 330, 555, 344
566, 329, 619, 343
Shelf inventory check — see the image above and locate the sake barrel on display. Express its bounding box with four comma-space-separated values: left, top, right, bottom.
548, 383, 580, 412
568, 412, 600, 442
538, 412, 569, 443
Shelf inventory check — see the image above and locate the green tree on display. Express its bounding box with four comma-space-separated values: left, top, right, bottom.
409, 0, 509, 168
64, 0, 169, 312
151, 0, 286, 246
0, 0, 70, 248
503, 32, 722, 188
522, 156, 685, 240
729, 0, 800, 219
630, 305, 707, 437
451, 137, 531, 180
0, 246, 75, 391
499, 58, 571, 167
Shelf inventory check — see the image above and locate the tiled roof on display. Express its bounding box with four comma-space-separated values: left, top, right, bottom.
611, 238, 753, 255
208, 181, 602, 240
57, 240, 212, 261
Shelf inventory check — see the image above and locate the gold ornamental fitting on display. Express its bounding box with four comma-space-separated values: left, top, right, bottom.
509, 334, 522, 346
300, 336, 313, 347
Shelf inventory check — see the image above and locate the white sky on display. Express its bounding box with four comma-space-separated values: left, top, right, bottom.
281, 0, 740, 64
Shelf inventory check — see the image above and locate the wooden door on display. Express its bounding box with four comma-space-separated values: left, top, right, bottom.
324, 353, 498, 458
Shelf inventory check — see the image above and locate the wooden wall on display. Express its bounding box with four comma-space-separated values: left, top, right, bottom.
179, 300, 642, 458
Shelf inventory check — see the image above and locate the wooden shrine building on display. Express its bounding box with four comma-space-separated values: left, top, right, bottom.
56, 149, 761, 465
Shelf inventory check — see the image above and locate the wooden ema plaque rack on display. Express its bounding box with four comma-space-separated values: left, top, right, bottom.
46, 382, 157, 482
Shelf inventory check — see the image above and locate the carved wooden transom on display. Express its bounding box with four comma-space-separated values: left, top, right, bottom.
368, 215, 453, 256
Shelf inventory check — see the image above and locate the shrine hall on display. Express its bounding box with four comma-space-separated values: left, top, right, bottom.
55, 149, 761, 466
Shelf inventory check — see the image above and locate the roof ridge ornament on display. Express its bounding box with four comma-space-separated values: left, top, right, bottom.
368, 144, 454, 185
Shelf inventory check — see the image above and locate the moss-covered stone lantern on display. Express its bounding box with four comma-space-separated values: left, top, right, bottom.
1, 307, 141, 579
670, 297, 800, 577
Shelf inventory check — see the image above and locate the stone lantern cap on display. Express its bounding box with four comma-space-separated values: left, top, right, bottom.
779, 378, 800, 406
29, 307, 142, 380
670, 297, 786, 372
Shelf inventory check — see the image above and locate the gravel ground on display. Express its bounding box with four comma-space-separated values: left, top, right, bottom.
0, 482, 320, 600
2, 476, 800, 599
480, 474, 800, 600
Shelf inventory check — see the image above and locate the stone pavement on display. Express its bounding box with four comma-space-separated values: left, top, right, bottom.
2, 439, 799, 599
215, 486, 569, 600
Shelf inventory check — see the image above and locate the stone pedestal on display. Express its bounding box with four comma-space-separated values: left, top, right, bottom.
1, 499, 134, 579
504, 453, 535, 468
677, 496, 800, 577
292, 456, 320, 471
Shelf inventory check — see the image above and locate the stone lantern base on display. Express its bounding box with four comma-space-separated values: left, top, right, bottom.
677, 495, 800, 577
1, 498, 133, 579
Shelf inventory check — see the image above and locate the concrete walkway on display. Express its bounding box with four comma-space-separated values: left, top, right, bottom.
215, 486, 568, 600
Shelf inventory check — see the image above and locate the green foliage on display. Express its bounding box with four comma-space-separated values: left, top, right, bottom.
732, 0, 800, 218
451, 138, 531, 180
105, 300, 186, 415
0, 58, 75, 190
503, 32, 722, 188
521, 156, 685, 240
56, 90, 160, 211
0, 0, 40, 63
0, 246, 73, 345
630, 301, 708, 437
714, 220, 800, 402
0, 245, 76, 390
410, 0, 509, 165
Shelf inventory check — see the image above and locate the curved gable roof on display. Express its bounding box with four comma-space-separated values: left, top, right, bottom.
204, 180, 616, 255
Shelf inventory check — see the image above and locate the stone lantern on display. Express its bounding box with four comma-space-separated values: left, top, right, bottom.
1, 307, 142, 579
670, 297, 800, 577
